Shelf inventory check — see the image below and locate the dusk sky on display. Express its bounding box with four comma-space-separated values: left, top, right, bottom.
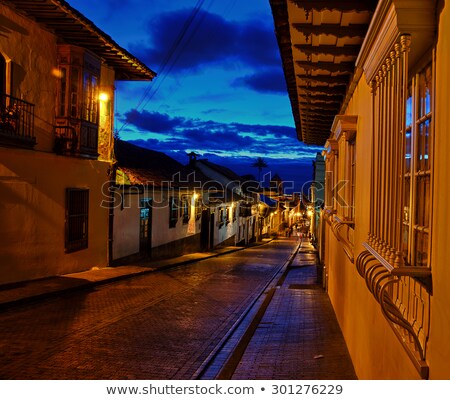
69, 0, 323, 191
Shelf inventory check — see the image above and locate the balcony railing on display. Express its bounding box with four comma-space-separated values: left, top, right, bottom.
356, 246, 431, 379
0, 93, 36, 149
54, 118, 99, 159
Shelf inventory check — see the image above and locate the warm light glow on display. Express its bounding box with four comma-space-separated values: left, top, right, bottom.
307, 210, 313, 217
193, 192, 199, 199
51, 68, 63, 78
296, 212, 301, 217
99, 92, 109, 101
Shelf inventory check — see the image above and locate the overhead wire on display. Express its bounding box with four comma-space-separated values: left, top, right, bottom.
117, 0, 207, 133
140, 0, 216, 113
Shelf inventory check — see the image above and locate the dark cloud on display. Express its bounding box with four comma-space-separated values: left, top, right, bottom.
124, 110, 187, 133
201, 108, 227, 115
124, 109, 298, 140
232, 122, 296, 138
129, 9, 280, 73
233, 68, 287, 94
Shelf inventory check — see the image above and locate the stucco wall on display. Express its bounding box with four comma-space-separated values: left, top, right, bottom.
112, 189, 202, 260
0, 4, 58, 153
112, 191, 140, 260
0, 147, 109, 284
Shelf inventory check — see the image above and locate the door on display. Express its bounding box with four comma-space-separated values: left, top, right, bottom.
209, 212, 215, 249
139, 198, 152, 255
200, 209, 210, 251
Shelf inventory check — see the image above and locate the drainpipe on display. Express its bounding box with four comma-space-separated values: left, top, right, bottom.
107, 161, 118, 267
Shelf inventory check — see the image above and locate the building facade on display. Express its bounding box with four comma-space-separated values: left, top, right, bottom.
271, 0, 450, 379
0, 1, 154, 284
112, 141, 204, 262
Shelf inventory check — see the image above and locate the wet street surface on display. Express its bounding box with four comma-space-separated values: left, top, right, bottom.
0, 240, 296, 379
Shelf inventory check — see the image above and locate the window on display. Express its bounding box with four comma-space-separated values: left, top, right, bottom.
82, 71, 98, 124
403, 63, 433, 267
181, 195, 191, 224
225, 206, 231, 225
0, 53, 5, 96
364, 35, 415, 268
169, 196, 179, 228
327, 115, 357, 221
57, 64, 82, 119
140, 198, 152, 252
55, 45, 100, 158
218, 207, 225, 227
65, 188, 89, 252
348, 140, 356, 222
194, 196, 202, 220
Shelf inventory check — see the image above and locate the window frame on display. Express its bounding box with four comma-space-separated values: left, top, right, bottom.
169, 196, 179, 229
403, 61, 434, 268
181, 195, 191, 225
65, 188, 89, 253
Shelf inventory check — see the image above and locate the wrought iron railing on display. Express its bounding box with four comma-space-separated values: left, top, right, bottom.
356, 247, 431, 379
54, 125, 78, 154
0, 93, 36, 149
54, 119, 99, 159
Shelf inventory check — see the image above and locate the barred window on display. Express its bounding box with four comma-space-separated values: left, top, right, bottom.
169, 196, 179, 228
181, 195, 191, 224
194, 196, 202, 220
403, 63, 433, 267
65, 188, 89, 252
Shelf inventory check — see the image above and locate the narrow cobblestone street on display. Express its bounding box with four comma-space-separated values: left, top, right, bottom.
0, 240, 297, 379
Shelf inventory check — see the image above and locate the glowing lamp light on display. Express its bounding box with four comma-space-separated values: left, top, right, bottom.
193, 193, 199, 199
99, 92, 109, 102
307, 210, 314, 217
51, 68, 64, 78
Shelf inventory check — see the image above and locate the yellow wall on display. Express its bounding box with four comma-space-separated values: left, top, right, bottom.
0, 4, 58, 153
0, 147, 109, 284
427, 0, 450, 379
0, 4, 118, 283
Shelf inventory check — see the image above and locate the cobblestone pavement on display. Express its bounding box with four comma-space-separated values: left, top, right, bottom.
231, 240, 357, 380
0, 240, 296, 380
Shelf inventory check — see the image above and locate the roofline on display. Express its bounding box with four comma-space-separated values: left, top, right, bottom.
9, 0, 156, 81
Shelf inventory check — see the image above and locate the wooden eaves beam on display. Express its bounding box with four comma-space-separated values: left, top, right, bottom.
294, 44, 360, 57
296, 61, 355, 74
293, 23, 368, 39
297, 75, 349, 85
290, 0, 377, 13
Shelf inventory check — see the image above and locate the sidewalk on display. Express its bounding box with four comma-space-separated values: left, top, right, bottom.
0, 240, 271, 310
230, 239, 357, 380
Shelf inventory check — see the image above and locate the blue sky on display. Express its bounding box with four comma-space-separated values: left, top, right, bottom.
69, 0, 323, 190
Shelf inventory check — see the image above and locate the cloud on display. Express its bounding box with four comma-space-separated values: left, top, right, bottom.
123, 109, 323, 173
233, 68, 287, 94
129, 9, 280, 73
124, 109, 297, 140
124, 110, 188, 133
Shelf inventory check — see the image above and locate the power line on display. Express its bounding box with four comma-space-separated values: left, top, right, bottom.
117, 0, 207, 133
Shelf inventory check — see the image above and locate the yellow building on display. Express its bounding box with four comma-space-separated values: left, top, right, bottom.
271, 0, 449, 379
0, 1, 154, 284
